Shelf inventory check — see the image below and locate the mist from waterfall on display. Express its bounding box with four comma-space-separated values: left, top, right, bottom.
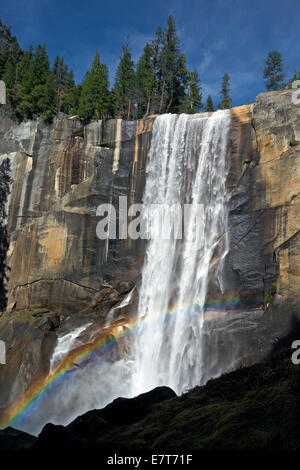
132, 111, 231, 395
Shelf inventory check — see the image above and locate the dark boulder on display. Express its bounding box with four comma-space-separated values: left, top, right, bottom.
0, 426, 36, 450
33, 423, 83, 450
68, 411, 111, 439
47, 313, 61, 331
34, 422, 127, 451
117, 281, 135, 295
98, 386, 176, 426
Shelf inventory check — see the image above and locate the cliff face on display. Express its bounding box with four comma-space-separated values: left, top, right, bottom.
226, 90, 300, 312
0, 89, 300, 422
1, 116, 153, 314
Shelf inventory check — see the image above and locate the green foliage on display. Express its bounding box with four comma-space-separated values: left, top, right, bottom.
263, 51, 286, 91
112, 39, 135, 118
286, 69, 300, 88
182, 69, 202, 113
93, 349, 300, 450
78, 51, 110, 121
219, 73, 232, 109
205, 95, 214, 112
0, 19, 14, 42
157, 15, 188, 114
0, 16, 231, 122
0, 159, 11, 312
271, 283, 277, 295
53, 56, 75, 115
135, 43, 155, 117
265, 294, 272, 304
0, 40, 59, 121
265, 283, 278, 305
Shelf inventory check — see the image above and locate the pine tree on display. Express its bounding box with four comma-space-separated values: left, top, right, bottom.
113, 39, 135, 118
205, 95, 214, 112
53, 56, 65, 114
149, 26, 164, 113
1, 41, 23, 108
53, 56, 75, 115
219, 73, 232, 109
184, 69, 202, 113
78, 51, 110, 122
62, 68, 76, 114
13, 46, 35, 119
31, 44, 51, 88
0, 158, 11, 312
135, 43, 155, 116
263, 51, 286, 91
158, 15, 188, 114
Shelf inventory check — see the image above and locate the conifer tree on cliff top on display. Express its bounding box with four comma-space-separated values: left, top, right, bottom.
112, 39, 135, 119
0, 158, 11, 312
158, 15, 188, 114
263, 50, 286, 91
183, 68, 202, 113
218, 73, 232, 109
78, 51, 109, 121
205, 95, 214, 112
135, 42, 155, 117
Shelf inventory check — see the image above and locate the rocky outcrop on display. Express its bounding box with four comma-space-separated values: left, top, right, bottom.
226, 91, 300, 313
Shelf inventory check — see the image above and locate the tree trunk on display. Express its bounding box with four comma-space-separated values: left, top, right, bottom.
146, 95, 151, 115
166, 96, 173, 114
127, 100, 131, 120
159, 80, 165, 114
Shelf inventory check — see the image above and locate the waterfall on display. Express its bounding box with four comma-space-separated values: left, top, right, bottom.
132, 110, 231, 395
11, 110, 231, 435
50, 323, 92, 372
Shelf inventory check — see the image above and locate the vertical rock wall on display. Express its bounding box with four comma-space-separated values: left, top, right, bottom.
0, 116, 154, 314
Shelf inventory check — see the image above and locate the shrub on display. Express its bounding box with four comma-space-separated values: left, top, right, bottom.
271, 283, 277, 295
265, 294, 272, 304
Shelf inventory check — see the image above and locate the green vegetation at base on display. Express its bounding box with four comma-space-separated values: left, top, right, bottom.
100, 348, 300, 450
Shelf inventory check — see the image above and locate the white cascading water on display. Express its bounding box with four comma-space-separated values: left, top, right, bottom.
50, 323, 92, 372
132, 110, 231, 395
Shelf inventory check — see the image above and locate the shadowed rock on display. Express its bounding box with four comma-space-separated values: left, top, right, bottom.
0, 426, 36, 450
96, 386, 176, 426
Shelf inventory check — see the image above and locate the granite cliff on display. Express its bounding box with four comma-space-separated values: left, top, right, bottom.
0, 89, 300, 427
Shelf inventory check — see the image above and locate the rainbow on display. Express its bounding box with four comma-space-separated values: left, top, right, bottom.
0, 294, 261, 430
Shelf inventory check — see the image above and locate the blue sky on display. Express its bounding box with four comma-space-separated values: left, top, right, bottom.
1, 0, 299, 107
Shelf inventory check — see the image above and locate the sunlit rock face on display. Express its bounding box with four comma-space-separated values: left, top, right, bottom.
0, 89, 300, 433
226, 90, 300, 313
0, 116, 153, 314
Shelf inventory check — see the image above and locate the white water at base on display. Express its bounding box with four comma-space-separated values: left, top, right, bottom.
132, 111, 231, 396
